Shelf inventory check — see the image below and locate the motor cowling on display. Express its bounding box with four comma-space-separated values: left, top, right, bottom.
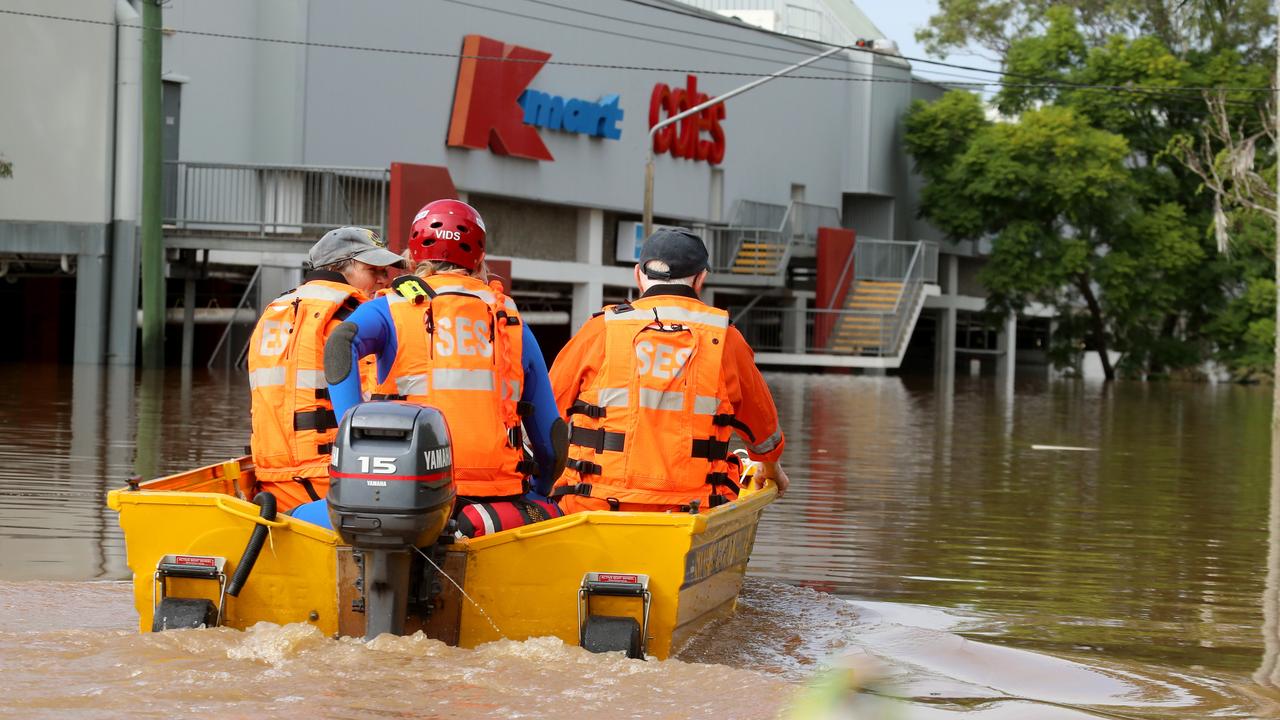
328, 401, 457, 551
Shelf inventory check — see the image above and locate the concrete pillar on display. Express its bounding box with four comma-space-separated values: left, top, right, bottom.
780, 295, 806, 354
935, 253, 960, 383
74, 247, 111, 364
106, 222, 139, 365
996, 312, 1017, 393
258, 266, 300, 311
181, 276, 196, 368
571, 208, 604, 331
935, 306, 957, 381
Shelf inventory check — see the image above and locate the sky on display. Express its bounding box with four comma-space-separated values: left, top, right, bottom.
852, 0, 1004, 88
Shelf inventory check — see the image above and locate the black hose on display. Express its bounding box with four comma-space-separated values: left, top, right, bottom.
226, 492, 277, 597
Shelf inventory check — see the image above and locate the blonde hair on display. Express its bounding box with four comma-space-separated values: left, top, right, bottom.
413, 259, 490, 283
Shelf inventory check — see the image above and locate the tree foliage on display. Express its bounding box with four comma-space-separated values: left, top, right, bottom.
906, 2, 1275, 380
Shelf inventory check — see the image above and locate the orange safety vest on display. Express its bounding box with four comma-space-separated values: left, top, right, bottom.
553, 296, 742, 507
376, 274, 529, 498
248, 279, 367, 511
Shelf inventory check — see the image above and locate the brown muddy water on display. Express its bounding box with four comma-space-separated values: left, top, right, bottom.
0, 363, 1277, 718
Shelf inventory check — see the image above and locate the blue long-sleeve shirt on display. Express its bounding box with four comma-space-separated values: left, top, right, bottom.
328, 294, 561, 495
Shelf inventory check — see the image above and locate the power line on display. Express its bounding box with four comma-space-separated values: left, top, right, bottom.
0, 6, 1269, 102
611, 0, 1275, 96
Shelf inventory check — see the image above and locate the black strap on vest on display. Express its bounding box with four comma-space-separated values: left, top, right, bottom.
570, 426, 626, 453
516, 459, 539, 476
691, 437, 730, 461
706, 472, 740, 497
294, 409, 338, 432
712, 413, 755, 443
567, 400, 606, 420
314, 388, 330, 401
333, 295, 362, 322
551, 483, 593, 498
292, 476, 322, 502
566, 458, 602, 477
317, 442, 333, 454
516, 401, 534, 418
370, 392, 406, 401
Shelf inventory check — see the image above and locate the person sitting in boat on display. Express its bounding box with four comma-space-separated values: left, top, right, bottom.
247, 226, 405, 513
305, 199, 567, 538
548, 227, 790, 513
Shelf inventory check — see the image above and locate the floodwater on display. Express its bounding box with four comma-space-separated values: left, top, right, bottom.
0, 363, 1277, 718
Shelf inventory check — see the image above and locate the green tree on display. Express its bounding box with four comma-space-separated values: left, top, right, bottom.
909, 4, 1273, 378
917, 0, 1272, 61
905, 90, 1203, 379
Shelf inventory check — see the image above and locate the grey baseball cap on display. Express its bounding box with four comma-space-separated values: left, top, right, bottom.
309, 227, 404, 268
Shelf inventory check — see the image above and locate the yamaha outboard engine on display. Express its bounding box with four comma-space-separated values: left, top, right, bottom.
328, 401, 456, 639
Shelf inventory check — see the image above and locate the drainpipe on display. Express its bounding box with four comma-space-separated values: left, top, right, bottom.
108, 0, 141, 366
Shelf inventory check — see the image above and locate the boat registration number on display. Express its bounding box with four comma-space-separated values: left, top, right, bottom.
681, 525, 756, 588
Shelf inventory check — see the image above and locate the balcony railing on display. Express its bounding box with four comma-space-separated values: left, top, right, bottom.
164, 161, 389, 239
854, 239, 938, 283
702, 199, 841, 277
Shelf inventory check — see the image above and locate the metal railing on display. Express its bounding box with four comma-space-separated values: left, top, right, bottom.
853, 239, 938, 283
703, 199, 841, 276
704, 225, 785, 275
728, 240, 937, 359
727, 306, 896, 355
782, 202, 842, 249
165, 161, 390, 239
207, 266, 261, 371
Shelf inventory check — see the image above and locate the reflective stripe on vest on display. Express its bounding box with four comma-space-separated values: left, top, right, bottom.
747, 426, 784, 455
296, 369, 326, 390
431, 284, 518, 312
249, 367, 287, 389
393, 369, 498, 394
604, 305, 729, 329
597, 388, 721, 414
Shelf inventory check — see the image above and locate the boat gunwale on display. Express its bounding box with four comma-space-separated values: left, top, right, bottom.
107, 455, 779, 551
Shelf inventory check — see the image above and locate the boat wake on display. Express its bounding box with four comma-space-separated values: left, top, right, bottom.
679, 578, 1273, 718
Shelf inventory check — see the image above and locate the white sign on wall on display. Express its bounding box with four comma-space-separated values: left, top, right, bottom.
615, 221, 685, 264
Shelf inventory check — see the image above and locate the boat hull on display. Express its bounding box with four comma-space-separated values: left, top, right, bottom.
107, 457, 776, 660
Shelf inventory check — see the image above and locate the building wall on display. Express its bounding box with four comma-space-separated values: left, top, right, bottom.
467, 193, 577, 262
161, 1, 310, 165
0, 0, 115, 225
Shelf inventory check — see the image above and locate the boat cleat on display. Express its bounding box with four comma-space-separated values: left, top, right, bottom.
577, 572, 651, 660
151, 554, 228, 631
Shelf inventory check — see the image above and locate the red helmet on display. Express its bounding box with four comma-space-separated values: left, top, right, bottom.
408, 199, 487, 271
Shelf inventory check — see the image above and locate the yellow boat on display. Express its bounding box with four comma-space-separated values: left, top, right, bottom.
106, 455, 777, 660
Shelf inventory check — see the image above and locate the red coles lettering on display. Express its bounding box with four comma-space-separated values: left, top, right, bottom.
648, 75, 726, 165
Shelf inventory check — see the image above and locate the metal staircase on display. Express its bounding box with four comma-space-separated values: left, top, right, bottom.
731, 239, 939, 369
826, 280, 902, 354
705, 200, 840, 282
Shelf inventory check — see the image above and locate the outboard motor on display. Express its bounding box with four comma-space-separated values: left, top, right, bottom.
328, 401, 456, 639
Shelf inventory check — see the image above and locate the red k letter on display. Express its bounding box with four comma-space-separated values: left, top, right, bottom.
447, 35, 554, 161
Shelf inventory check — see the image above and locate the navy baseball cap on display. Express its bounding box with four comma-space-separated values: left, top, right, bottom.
638, 227, 710, 280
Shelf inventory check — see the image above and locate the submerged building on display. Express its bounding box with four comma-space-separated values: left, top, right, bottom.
0, 0, 1043, 381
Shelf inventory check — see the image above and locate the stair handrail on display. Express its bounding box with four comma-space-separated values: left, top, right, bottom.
885, 242, 925, 355
828, 245, 858, 309
207, 265, 262, 370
